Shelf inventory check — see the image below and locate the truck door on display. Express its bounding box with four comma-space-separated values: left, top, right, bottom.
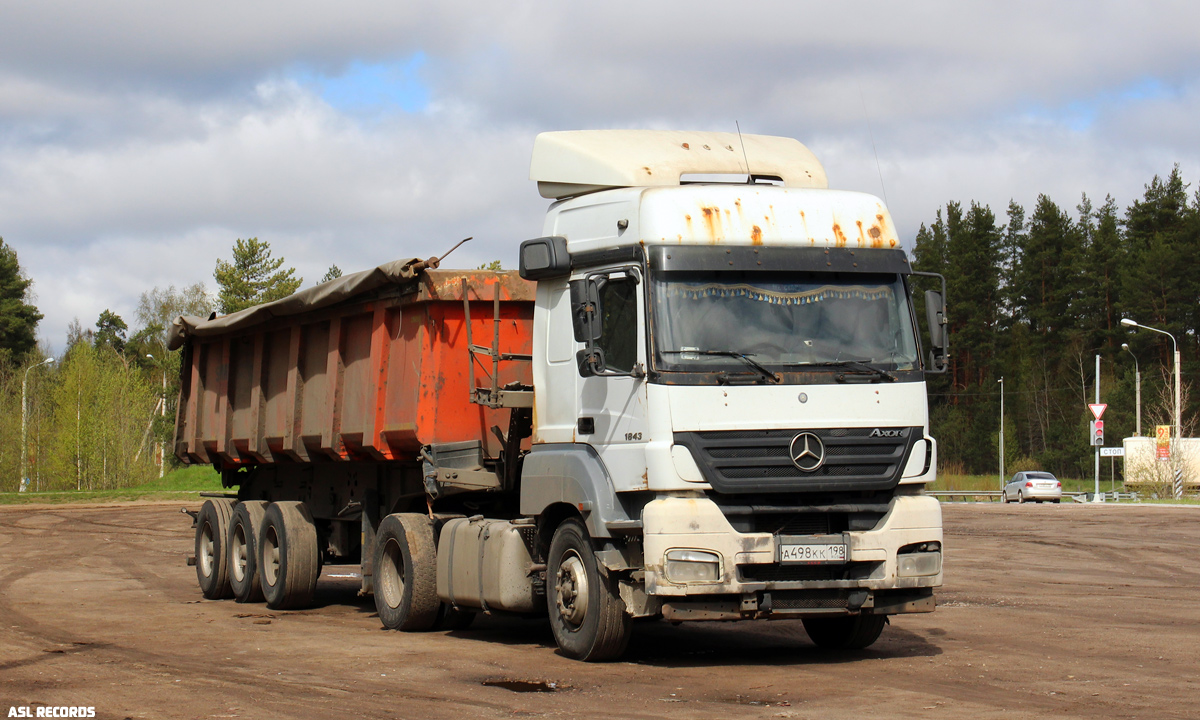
577, 266, 649, 492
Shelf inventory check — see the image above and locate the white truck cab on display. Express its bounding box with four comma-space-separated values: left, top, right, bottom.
516, 130, 946, 659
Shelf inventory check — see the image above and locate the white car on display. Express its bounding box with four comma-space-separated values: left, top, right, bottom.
1002, 471, 1062, 503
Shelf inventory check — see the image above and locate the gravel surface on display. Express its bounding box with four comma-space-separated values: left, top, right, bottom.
0, 501, 1196, 719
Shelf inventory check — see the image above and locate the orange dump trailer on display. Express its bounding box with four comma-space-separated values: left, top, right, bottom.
173, 264, 536, 609
175, 268, 534, 468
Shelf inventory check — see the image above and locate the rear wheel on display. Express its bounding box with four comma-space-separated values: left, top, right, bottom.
259, 501, 319, 610
1017, 491, 1025, 504
195, 499, 235, 599
228, 501, 268, 603
546, 519, 631, 661
373, 513, 440, 631
802, 614, 887, 650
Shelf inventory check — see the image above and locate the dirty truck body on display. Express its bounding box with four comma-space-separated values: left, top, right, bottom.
177, 130, 947, 661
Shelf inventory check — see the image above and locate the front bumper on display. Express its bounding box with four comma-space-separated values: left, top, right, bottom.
641, 493, 942, 620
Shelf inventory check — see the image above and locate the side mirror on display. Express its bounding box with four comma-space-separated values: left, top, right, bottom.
924, 289, 948, 372
569, 279, 603, 343
519, 236, 570, 279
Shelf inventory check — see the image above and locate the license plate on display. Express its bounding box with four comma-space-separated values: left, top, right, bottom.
779, 542, 847, 564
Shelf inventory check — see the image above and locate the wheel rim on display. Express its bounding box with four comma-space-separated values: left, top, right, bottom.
199, 520, 216, 578
263, 524, 281, 586
231, 522, 248, 583
379, 538, 405, 610
555, 550, 589, 628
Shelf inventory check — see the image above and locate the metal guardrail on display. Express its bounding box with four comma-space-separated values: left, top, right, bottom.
928, 490, 1140, 502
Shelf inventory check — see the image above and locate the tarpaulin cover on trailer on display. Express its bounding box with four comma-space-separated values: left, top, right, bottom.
167, 257, 422, 350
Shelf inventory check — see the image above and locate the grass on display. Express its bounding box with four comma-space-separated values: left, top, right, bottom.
930, 469, 1199, 503
0, 465, 224, 505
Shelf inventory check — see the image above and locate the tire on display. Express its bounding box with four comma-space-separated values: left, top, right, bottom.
802, 614, 887, 650
373, 513, 440, 631
195, 499, 235, 599
228, 501, 268, 603
1017, 491, 1025, 504
259, 501, 320, 610
546, 519, 631, 661
1000, 491, 1008, 504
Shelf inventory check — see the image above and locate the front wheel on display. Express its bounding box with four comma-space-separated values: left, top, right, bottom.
1000, 491, 1009, 504
802, 614, 887, 650
546, 519, 631, 661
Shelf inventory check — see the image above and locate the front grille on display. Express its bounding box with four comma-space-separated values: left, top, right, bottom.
674, 427, 920, 494
769, 589, 848, 610
741, 564, 845, 582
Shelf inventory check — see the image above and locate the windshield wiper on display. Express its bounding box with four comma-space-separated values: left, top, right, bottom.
661, 350, 782, 384
819, 360, 896, 383
778, 360, 896, 382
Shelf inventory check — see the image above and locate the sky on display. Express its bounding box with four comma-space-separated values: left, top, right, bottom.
2, 1, 1199, 352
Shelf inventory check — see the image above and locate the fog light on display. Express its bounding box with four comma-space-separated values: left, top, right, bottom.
664, 549, 721, 583
897, 551, 942, 577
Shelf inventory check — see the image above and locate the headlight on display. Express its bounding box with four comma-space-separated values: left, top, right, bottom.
897, 551, 942, 577
664, 549, 721, 583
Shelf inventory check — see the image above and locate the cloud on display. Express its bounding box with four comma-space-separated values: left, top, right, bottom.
2, 2, 1200, 351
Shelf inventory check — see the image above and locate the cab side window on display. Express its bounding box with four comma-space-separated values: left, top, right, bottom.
598, 277, 637, 373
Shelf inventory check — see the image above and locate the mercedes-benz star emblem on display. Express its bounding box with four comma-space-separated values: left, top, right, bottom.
789, 432, 826, 472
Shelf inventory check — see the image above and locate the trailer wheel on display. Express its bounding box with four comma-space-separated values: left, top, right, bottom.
546, 519, 631, 661
802, 614, 887, 650
195, 499, 235, 599
259, 501, 319, 610
228, 501, 268, 603
373, 513, 440, 631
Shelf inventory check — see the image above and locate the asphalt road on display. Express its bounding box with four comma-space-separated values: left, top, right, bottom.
0, 501, 1196, 719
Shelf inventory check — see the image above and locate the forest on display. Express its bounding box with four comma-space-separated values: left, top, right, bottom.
912, 167, 1199, 480
1, 168, 1198, 492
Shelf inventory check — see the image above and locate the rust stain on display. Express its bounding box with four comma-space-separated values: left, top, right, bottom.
832, 223, 848, 247
643, 166, 653, 176
751, 225, 763, 245
856, 220, 868, 247
700, 206, 723, 242
681, 142, 690, 150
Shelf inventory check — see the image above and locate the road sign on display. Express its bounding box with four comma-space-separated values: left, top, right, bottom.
1156, 424, 1171, 461
1088, 403, 1107, 420
1100, 446, 1124, 457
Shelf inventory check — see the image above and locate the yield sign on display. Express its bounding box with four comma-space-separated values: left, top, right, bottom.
1089, 403, 1107, 420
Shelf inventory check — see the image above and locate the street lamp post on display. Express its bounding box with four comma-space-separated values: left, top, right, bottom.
1122, 343, 1141, 437
1120, 319, 1180, 441
1121, 318, 1182, 498
147, 354, 167, 478
19, 357, 54, 492
998, 376, 1005, 489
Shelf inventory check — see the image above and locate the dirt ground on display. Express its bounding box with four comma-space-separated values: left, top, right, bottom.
0, 502, 1197, 720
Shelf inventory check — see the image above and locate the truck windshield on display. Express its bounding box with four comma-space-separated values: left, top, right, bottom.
650, 271, 919, 376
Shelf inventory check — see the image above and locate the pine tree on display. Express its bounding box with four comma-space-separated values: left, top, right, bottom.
0, 238, 43, 366
214, 238, 302, 314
